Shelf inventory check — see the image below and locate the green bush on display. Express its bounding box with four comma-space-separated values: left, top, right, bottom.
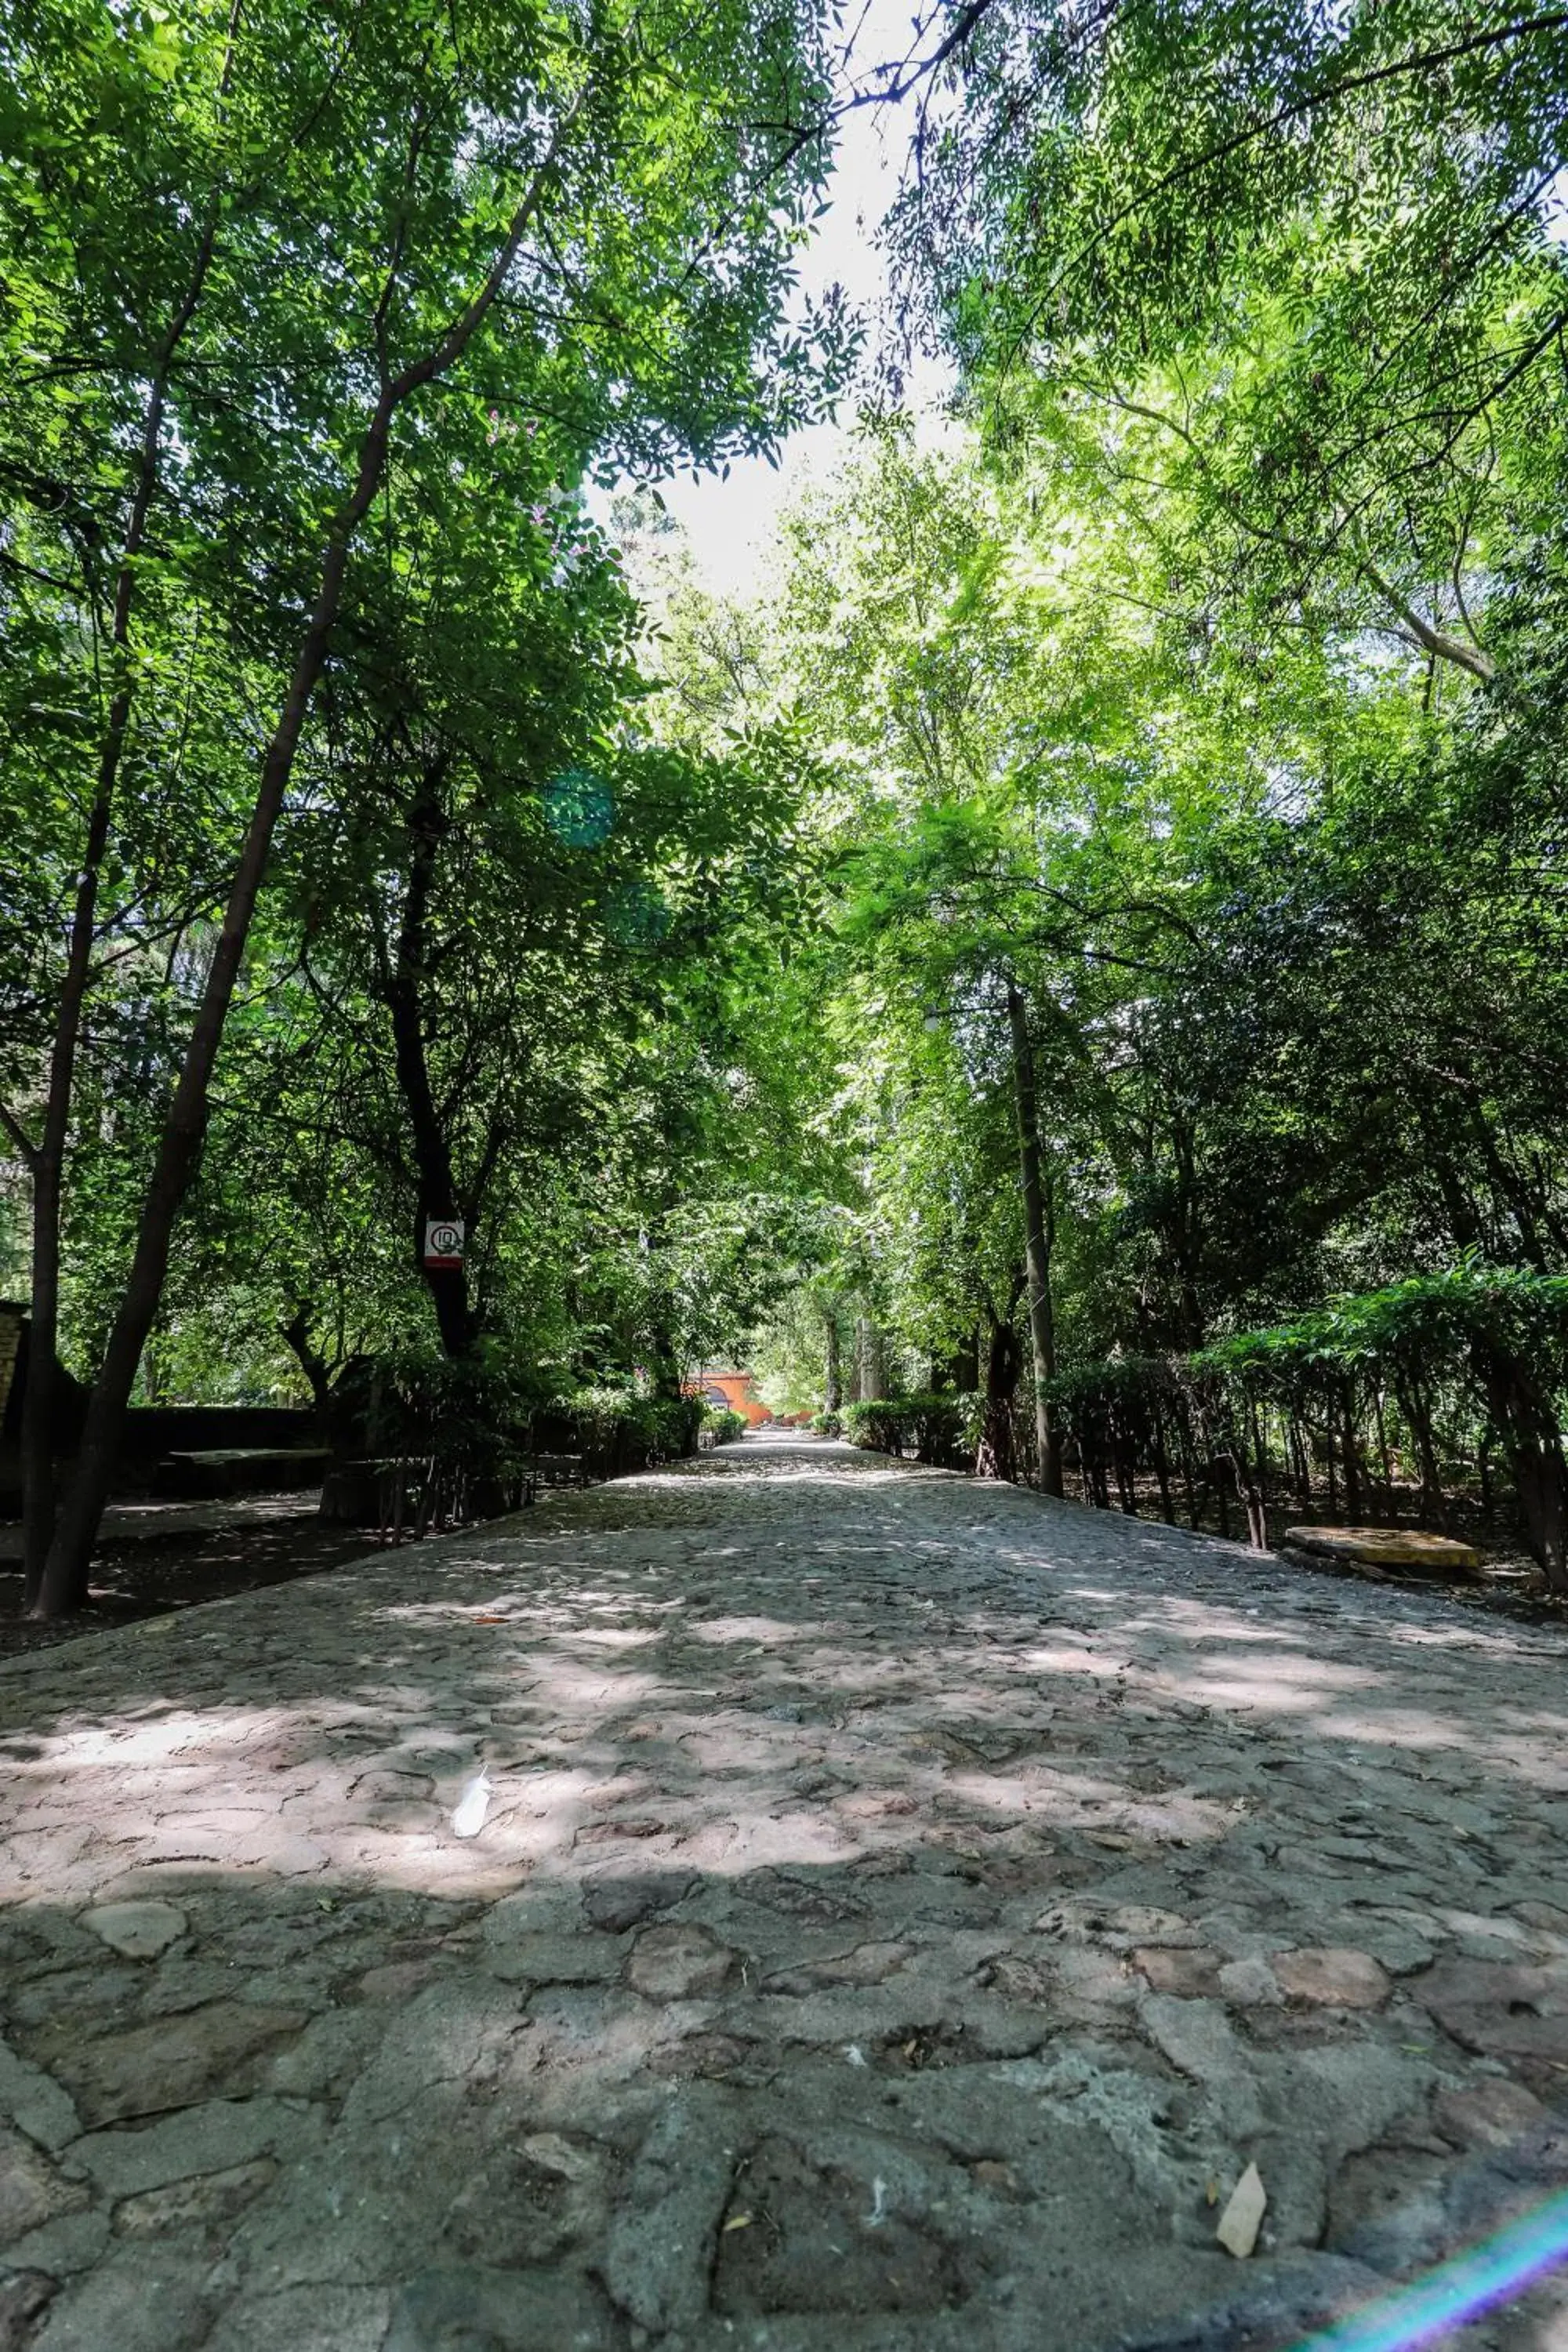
810, 1409, 843, 1436
554, 1385, 702, 1475
1047, 1258, 1568, 1579
842, 1392, 974, 1465
351, 1341, 542, 1525
703, 1406, 747, 1444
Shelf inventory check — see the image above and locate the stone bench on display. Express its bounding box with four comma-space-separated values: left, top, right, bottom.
522, 1453, 586, 1489
154, 1446, 330, 1500
1283, 1524, 1483, 1578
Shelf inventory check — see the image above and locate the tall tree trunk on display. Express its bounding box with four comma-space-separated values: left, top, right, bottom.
20, 194, 228, 1610
1396, 1380, 1446, 1528
1007, 985, 1062, 1496
1373, 1388, 1396, 1520
1150, 1407, 1176, 1525
824, 1316, 841, 1414
383, 760, 474, 1359
280, 1305, 333, 1422
975, 1312, 1021, 1483
1339, 1382, 1364, 1523
31, 134, 573, 1617
856, 1314, 884, 1402
1471, 1338, 1568, 1591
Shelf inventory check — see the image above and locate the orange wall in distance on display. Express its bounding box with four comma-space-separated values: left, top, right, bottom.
689, 1369, 768, 1427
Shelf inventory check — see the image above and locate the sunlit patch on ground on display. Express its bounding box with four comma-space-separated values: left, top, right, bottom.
2, 1436, 1568, 2347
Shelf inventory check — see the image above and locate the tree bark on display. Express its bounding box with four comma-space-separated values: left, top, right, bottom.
383, 760, 474, 1358
20, 201, 227, 1609
31, 128, 574, 1617
1007, 985, 1063, 1496
1470, 1338, 1568, 1591
1150, 1406, 1176, 1524
856, 1314, 884, 1402
824, 1315, 841, 1414
975, 1312, 1021, 1483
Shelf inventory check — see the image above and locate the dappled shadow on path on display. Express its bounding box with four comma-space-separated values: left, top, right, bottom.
3, 1446, 1568, 2347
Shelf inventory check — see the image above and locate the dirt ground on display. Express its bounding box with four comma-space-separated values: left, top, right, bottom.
0, 1498, 419, 1658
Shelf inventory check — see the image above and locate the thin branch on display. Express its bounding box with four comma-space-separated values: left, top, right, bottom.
0, 1101, 41, 1174
1005, 12, 1568, 377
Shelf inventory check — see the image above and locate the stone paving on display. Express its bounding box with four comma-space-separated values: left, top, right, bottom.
3, 1433, 1568, 2352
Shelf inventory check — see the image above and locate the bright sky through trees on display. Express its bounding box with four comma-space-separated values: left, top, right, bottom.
638, 0, 949, 591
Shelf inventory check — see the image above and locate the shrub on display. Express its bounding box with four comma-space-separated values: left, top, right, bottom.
703, 1406, 747, 1444
1047, 1258, 1568, 1580
561, 1386, 702, 1475
842, 1392, 975, 1465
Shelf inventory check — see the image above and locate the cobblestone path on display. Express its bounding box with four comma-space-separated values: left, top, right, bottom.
3, 1435, 1568, 2352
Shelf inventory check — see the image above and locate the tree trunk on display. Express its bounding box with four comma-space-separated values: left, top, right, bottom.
20, 205, 227, 1608
1471, 1339, 1568, 1591
1373, 1389, 1396, 1519
1396, 1380, 1445, 1527
1006, 985, 1062, 1497
28, 132, 575, 1617
1113, 1434, 1138, 1515
280, 1305, 333, 1421
1150, 1407, 1176, 1525
1177, 1400, 1201, 1529
384, 760, 475, 1359
1289, 1415, 1312, 1512
1478, 1427, 1495, 1530
824, 1316, 841, 1414
1340, 1383, 1364, 1523
975, 1314, 1020, 1483
1232, 1422, 1268, 1551
857, 1315, 884, 1403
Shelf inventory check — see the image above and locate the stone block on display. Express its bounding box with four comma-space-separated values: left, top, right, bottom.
1433, 2078, 1547, 2151
69, 2098, 321, 2198
1413, 1957, 1568, 2060
34, 2004, 307, 2127
30, 2246, 212, 2352
0, 2042, 80, 2155
1272, 1948, 1391, 2009
114, 2158, 276, 2238
0, 2129, 89, 2252
583, 1875, 695, 1933
0, 2271, 56, 2352
201, 2285, 393, 2352
1283, 1526, 1483, 1575
78, 1903, 186, 1962
1133, 1947, 1223, 1999
626, 1923, 735, 2002
383, 2265, 621, 2351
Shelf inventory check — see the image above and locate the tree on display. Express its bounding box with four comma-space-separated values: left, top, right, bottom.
888, 0, 1568, 685
5, 0, 856, 1613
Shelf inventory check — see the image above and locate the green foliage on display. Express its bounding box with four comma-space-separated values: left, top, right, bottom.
1048, 1263, 1568, 1572
842, 1392, 975, 1465
553, 1384, 702, 1473
702, 1406, 747, 1444
1196, 1264, 1568, 1406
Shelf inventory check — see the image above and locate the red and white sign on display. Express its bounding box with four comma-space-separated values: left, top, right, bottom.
423, 1217, 464, 1270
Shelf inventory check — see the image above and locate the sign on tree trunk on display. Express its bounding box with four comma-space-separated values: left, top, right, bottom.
423, 1218, 464, 1270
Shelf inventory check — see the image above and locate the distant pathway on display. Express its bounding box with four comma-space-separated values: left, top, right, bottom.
2, 1435, 1568, 2350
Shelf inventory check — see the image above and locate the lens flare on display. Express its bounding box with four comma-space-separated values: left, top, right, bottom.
543, 768, 613, 846
1292, 2187, 1568, 2351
